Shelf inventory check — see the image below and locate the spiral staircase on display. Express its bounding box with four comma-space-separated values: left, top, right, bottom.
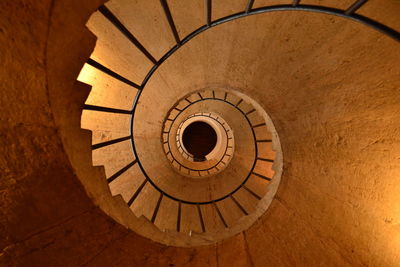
81, 78, 281, 240
1, 0, 400, 266
76, 0, 399, 247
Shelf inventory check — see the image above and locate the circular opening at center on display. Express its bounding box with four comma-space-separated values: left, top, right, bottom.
182, 121, 217, 162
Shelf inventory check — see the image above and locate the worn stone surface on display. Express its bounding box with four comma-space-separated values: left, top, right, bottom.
1, 0, 400, 266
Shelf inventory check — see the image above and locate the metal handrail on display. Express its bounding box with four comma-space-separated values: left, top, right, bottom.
137, 93, 260, 205
175, 113, 232, 159
84, 0, 400, 229
175, 113, 231, 163
163, 99, 234, 173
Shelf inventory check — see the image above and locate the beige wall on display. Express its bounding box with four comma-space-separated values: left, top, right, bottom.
1, 0, 400, 266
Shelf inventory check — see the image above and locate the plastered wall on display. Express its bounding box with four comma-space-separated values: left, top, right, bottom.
1, 0, 400, 266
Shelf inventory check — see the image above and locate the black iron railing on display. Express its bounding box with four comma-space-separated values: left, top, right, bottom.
83, 0, 400, 231
162, 96, 236, 174
175, 113, 231, 164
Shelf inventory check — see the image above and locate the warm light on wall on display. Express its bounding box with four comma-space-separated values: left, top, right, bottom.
77, 63, 97, 85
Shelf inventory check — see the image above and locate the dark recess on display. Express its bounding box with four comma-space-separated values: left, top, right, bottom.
182, 121, 217, 161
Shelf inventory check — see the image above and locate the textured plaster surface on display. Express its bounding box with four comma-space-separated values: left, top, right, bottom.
1, 0, 400, 266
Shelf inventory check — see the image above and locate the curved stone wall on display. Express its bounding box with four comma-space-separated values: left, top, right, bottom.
1, 0, 400, 266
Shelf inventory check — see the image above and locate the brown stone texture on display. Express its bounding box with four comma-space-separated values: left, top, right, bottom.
1, 0, 400, 266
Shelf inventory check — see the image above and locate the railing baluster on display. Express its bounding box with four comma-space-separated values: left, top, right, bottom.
98, 5, 157, 64
151, 193, 164, 223
230, 195, 248, 215
245, 0, 255, 13
128, 179, 147, 206
257, 157, 274, 163
251, 122, 266, 128
83, 104, 132, 114
92, 136, 131, 150
177, 201, 182, 232
256, 139, 272, 143
213, 202, 228, 228
86, 58, 142, 89
243, 185, 262, 200
345, 0, 369, 15
160, 0, 181, 44
107, 160, 137, 183
197, 204, 206, 232
236, 99, 243, 107
205, 0, 212, 26
246, 109, 256, 115
252, 172, 272, 181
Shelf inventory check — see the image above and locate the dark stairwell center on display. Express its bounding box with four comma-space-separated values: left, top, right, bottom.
182, 121, 218, 161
